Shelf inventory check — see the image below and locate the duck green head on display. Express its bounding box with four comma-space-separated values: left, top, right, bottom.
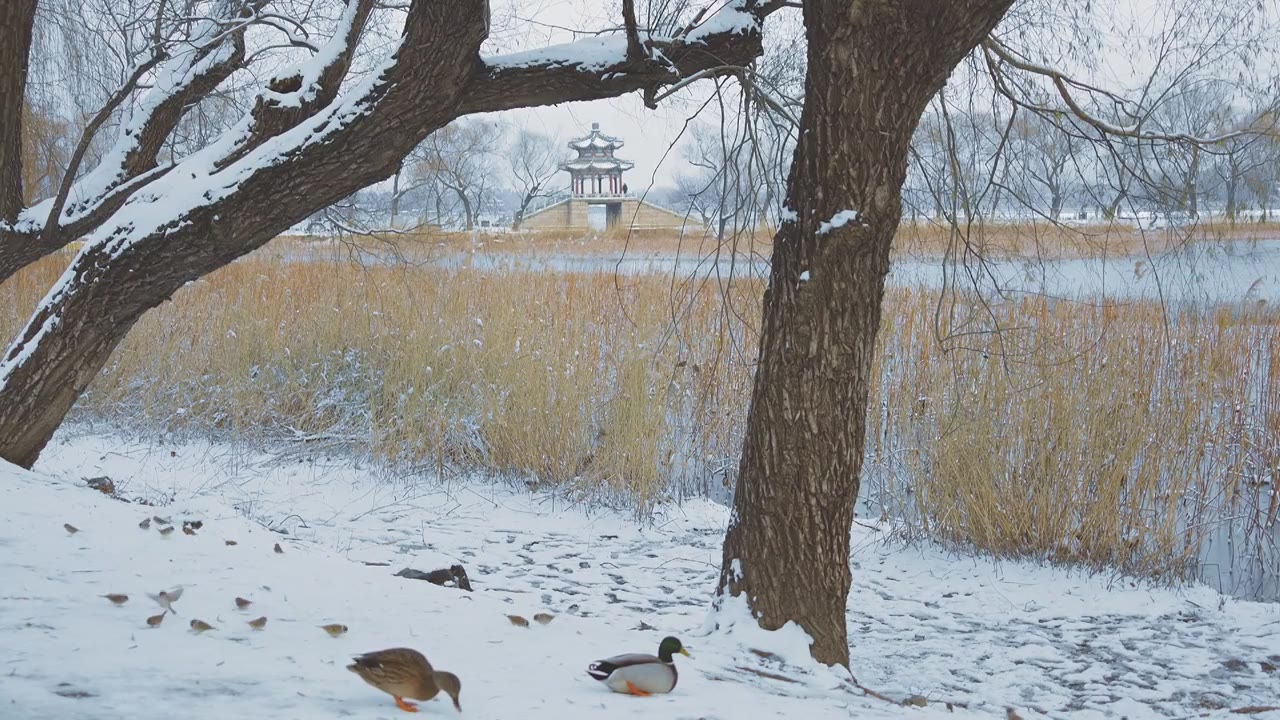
658, 636, 692, 662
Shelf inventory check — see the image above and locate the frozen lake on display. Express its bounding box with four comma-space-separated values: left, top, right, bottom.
286, 238, 1280, 306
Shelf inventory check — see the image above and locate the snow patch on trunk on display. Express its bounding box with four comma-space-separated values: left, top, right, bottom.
817, 209, 861, 235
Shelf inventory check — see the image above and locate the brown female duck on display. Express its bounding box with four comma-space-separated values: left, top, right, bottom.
348, 647, 462, 713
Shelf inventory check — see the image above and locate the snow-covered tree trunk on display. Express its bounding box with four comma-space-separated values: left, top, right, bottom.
0, 0, 779, 467
714, 0, 1013, 668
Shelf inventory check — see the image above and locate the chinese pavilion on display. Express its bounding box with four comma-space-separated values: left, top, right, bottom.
563, 123, 633, 197
520, 123, 695, 232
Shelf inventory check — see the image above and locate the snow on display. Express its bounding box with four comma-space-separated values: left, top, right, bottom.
487, 36, 631, 72
799, 270, 811, 282
684, 1, 760, 45
3, 432, 1279, 719
562, 159, 635, 171
568, 135, 624, 151
818, 209, 861, 235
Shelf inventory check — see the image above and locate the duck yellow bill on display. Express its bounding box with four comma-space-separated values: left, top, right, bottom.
679, 648, 692, 657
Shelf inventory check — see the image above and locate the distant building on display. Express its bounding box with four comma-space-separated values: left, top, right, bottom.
521, 123, 697, 232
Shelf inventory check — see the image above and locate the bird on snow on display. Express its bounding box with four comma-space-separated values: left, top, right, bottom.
148, 587, 183, 614
587, 636, 690, 696
348, 647, 462, 713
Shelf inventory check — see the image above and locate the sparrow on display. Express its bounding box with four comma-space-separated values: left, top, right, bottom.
1006, 708, 1026, 720
235, 597, 253, 610
138, 518, 152, 530
248, 616, 268, 630
153, 516, 172, 525
148, 587, 184, 614
158, 526, 175, 537
102, 594, 129, 606
273, 543, 284, 554
319, 623, 348, 637
146, 611, 167, 627
64, 523, 80, 535
225, 540, 238, 546
189, 619, 215, 633
182, 526, 196, 536
533, 613, 554, 625
507, 615, 529, 627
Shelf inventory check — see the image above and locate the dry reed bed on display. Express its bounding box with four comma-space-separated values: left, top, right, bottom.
2, 247, 1277, 587
277, 216, 1280, 264
893, 218, 1280, 260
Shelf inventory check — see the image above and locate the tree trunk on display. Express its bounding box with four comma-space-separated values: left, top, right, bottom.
1226, 177, 1236, 224
1105, 188, 1126, 219
714, 0, 1013, 668
1225, 155, 1239, 224
458, 190, 474, 230
0, 0, 38, 223
390, 164, 402, 228
1186, 145, 1200, 219
512, 188, 537, 230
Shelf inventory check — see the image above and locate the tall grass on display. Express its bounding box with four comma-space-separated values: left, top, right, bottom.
2, 243, 1276, 594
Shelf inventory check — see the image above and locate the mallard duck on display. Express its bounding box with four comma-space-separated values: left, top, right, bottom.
587, 636, 690, 696
348, 648, 462, 713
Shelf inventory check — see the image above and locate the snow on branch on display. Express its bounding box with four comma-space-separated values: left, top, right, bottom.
215, 0, 376, 169
17, 1, 256, 237
464, 0, 778, 115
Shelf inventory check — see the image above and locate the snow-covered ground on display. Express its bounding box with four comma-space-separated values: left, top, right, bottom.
3, 433, 1278, 719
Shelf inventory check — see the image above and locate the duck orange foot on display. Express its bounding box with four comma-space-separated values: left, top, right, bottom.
626, 682, 651, 697
394, 696, 420, 712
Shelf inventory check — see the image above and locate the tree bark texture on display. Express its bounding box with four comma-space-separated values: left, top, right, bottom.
0, 0, 775, 467
715, 0, 1013, 668
0, 0, 38, 223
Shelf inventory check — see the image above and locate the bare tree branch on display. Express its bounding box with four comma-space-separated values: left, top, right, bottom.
983, 37, 1273, 145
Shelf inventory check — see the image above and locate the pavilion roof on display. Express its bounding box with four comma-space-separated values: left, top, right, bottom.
568, 123, 625, 151
561, 158, 634, 172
